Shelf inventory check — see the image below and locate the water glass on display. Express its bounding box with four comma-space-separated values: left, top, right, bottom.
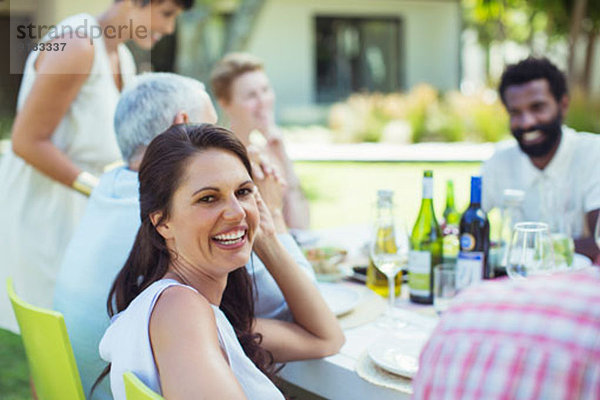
433, 263, 458, 315
506, 222, 555, 279
595, 214, 600, 251
548, 213, 575, 269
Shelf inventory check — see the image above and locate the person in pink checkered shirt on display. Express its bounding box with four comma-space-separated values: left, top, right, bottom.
413, 268, 600, 399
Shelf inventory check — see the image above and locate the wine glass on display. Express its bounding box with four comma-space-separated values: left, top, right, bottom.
369, 217, 409, 326
506, 222, 555, 279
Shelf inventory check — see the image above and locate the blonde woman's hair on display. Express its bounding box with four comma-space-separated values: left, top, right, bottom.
210, 52, 264, 103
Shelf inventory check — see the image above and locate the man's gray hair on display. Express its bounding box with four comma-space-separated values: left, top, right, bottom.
114, 72, 207, 162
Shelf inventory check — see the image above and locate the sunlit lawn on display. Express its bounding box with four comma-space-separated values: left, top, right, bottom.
0, 329, 29, 400
0, 160, 481, 399
297, 161, 482, 229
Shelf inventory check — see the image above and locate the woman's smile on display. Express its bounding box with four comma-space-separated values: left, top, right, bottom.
211, 226, 249, 249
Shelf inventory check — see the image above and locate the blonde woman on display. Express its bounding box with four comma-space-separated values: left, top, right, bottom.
211, 53, 310, 230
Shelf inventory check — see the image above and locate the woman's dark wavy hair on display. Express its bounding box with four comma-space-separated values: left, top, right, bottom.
93, 123, 274, 395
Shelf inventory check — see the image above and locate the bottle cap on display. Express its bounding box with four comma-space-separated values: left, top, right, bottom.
377, 189, 394, 199
470, 176, 482, 204
376, 189, 394, 206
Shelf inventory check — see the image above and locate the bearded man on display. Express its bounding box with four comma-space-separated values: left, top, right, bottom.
481, 57, 600, 262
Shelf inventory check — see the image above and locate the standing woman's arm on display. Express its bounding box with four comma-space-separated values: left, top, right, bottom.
11, 36, 94, 189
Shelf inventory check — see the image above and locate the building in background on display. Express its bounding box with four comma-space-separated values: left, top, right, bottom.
177, 0, 462, 124
1, 0, 461, 124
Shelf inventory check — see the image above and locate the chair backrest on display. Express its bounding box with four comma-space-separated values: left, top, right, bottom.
6, 278, 85, 400
123, 371, 164, 400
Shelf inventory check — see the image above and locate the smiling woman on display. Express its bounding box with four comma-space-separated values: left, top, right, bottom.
97, 124, 344, 400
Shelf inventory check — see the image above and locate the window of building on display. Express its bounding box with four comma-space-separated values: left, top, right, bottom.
315, 16, 404, 103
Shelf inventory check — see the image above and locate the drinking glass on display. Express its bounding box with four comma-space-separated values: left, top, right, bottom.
595, 214, 600, 251
548, 213, 575, 270
433, 263, 458, 315
369, 218, 409, 324
506, 222, 555, 279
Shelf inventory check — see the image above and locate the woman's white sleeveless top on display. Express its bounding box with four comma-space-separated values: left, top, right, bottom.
99, 279, 284, 400
0, 13, 135, 332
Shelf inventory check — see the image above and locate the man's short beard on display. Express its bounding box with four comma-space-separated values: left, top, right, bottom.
512, 114, 563, 158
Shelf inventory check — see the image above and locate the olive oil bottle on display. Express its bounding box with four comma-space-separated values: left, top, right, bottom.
367, 190, 402, 297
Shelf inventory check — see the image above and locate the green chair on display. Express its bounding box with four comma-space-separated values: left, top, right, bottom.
123, 371, 164, 400
6, 278, 85, 400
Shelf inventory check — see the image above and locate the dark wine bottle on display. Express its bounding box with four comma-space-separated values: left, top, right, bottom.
457, 176, 491, 287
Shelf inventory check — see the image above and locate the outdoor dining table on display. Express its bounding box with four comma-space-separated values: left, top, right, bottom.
279, 281, 438, 400
279, 225, 595, 399
279, 225, 440, 400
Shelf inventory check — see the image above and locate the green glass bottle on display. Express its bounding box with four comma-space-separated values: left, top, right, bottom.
367, 190, 402, 297
409, 171, 443, 304
442, 180, 461, 263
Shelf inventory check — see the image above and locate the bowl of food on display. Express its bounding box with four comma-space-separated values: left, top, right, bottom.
303, 246, 348, 281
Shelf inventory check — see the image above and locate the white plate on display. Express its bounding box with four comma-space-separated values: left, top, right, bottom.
315, 264, 353, 283
317, 283, 361, 316
573, 253, 592, 269
368, 330, 430, 378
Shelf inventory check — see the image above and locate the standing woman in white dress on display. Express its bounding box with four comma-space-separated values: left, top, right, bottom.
0, 0, 193, 333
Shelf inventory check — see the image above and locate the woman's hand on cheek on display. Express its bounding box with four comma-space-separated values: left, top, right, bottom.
254, 163, 285, 215
253, 191, 277, 246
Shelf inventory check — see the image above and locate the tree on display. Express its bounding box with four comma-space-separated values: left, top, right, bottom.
223, 0, 266, 53
566, 0, 588, 85
463, 0, 600, 96
173, 0, 266, 83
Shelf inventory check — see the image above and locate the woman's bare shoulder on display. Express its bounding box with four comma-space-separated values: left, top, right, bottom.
35, 34, 95, 75
150, 285, 220, 341
153, 285, 216, 323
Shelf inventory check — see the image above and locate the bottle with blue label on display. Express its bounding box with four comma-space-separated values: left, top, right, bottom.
457, 176, 491, 287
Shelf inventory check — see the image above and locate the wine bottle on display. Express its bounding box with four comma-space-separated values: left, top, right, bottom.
441, 180, 460, 263
367, 190, 402, 297
409, 171, 443, 304
456, 176, 491, 288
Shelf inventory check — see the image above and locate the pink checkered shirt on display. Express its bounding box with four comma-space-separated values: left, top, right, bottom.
413, 268, 600, 400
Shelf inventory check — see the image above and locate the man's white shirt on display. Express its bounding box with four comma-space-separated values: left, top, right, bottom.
481, 126, 600, 238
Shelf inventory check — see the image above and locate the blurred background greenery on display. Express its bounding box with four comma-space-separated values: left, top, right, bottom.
1, 0, 599, 398
326, 84, 600, 144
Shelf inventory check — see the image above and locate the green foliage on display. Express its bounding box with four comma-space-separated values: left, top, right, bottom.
0, 329, 30, 400
462, 0, 575, 46
328, 85, 510, 143
294, 161, 482, 229
0, 117, 13, 141
565, 91, 600, 134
